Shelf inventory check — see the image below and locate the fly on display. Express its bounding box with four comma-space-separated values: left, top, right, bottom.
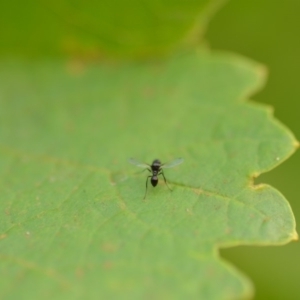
129, 158, 184, 199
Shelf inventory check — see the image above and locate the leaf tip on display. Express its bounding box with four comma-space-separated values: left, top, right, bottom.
256, 63, 268, 83
291, 231, 299, 241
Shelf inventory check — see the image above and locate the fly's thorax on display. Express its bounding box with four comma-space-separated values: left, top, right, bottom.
151, 159, 161, 171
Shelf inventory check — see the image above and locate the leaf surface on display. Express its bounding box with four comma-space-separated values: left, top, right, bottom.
0, 51, 297, 299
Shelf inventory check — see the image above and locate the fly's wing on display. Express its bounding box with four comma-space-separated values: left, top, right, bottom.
161, 158, 184, 169
128, 158, 150, 168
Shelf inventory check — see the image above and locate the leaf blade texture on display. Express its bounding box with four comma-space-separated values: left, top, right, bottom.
0, 51, 297, 299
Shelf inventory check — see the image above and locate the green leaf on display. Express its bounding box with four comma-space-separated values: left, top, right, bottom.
0, 0, 225, 58
0, 50, 297, 299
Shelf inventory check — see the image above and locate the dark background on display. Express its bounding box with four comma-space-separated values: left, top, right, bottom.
206, 0, 300, 299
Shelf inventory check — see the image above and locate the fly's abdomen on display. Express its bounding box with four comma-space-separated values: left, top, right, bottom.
151, 176, 158, 187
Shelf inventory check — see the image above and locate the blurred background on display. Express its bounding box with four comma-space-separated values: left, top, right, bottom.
1, 0, 299, 299
206, 0, 300, 299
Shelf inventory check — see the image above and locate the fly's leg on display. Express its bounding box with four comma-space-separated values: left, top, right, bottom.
159, 170, 172, 191
144, 175, 152, 199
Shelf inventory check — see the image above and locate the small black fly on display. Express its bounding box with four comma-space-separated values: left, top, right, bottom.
129, 158, 184, 199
